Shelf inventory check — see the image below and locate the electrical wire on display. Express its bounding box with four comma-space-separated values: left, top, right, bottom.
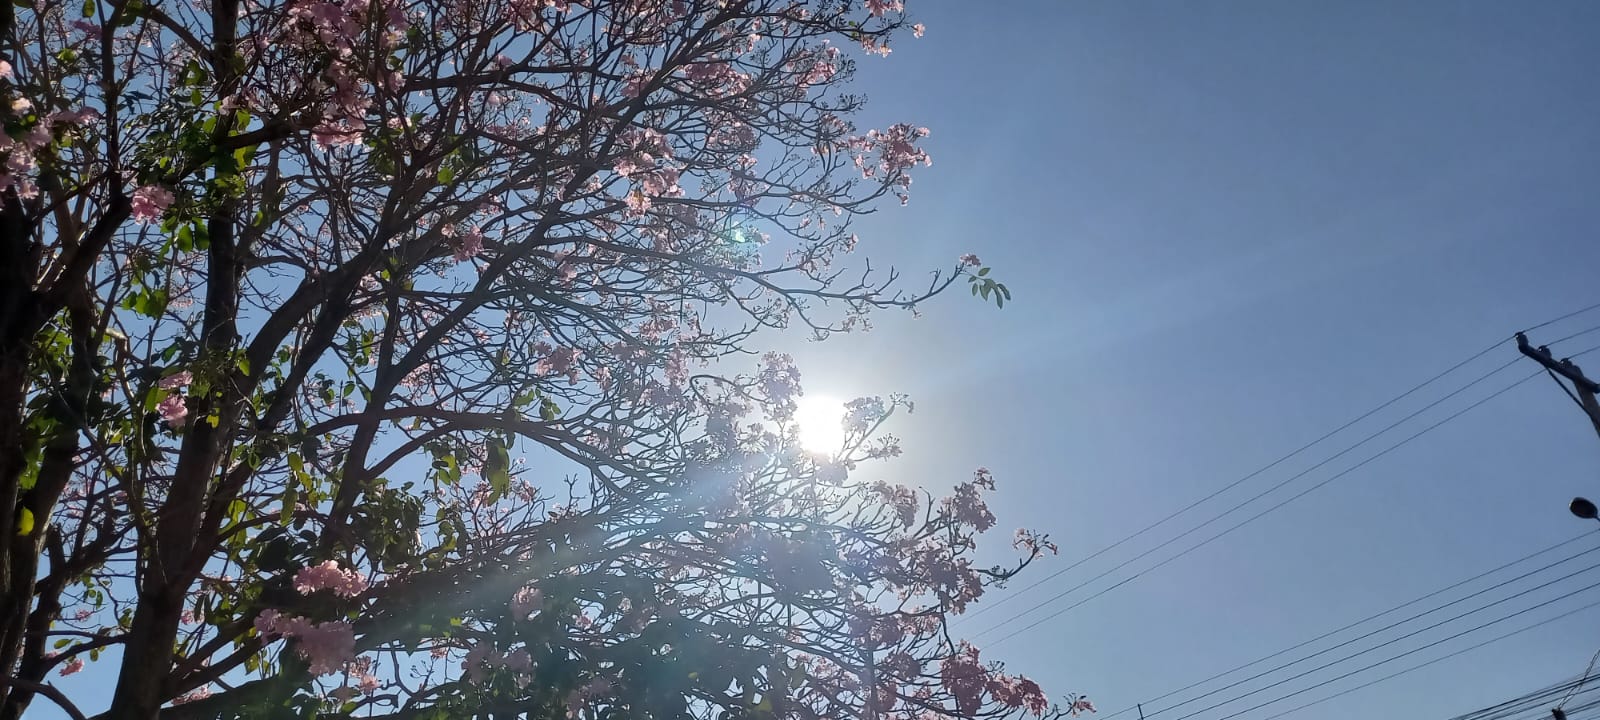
1450, 675, 1600, 720
1140, 543, 1600, 718
1167, 339, 1600, 720
1181, 577, 1600, 720
958, 336, 1512, 627
1523, 301, 1600, 334
1260, 617, 1600, 720
1098, 532, 1600, 720
1149, 557, 1600, 718
1203, 592, 1600, 720
962, 300, 1600, 632
980, 363, 1542, 647
1558, 648, 1600, 710
1545, 323, 1600, 348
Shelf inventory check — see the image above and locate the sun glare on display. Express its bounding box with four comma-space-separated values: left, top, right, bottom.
793, 394, 847, 454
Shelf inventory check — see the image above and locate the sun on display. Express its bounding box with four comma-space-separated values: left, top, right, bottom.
792, 394, 847, 454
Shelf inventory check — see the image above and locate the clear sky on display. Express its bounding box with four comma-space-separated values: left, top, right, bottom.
777, 2, 1600, 719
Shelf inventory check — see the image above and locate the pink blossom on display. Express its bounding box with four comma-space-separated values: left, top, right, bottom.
48, 107, 99, 126
0, 61, 11, 79
254, 610, 356, 676
913, 23, 925, 38
510, 586, 543, 619
293, 560, 368, 598
874, 482, 918, 529
959, 253, 981, 267
59, 658, 84, 676
989, 674, 1049, 716
70, 608, 92, 621
159, 370, 193, 389
940, 643, 988, 715
864, 0, 902, 17
758, 352, 802, 418
536, 346, 582, 384
942, 469, 996, 532
130, 186, 174, 223
621, 70, 652, 98
173, 685, 213, 705
293, 621, 355, 675
624, 190, 652, 215
1069, 697, 1097, 715
10, 98, 30, 113
454, 226, 484, 261
640, 167, 681, 197
157, 394, 188, 426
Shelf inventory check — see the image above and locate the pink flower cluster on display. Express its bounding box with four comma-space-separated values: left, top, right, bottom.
612, 127, 682, 216
854, 124, 931, 178
281, 0, 410, 147
535, 344, 583, 385
293, 560, 368, 598
254, 610, 356, 676
130, 185, 174, 223
157, 394, 189, 427
463, 642, 534, 686
452, 226, 485, 262
940, 643, 987, 715
0, 105, 100, 199
942, 469, 997, 532
158, 370, 194, 389
865, 0, 904, 17
757, 352, 802, 419
989, 673, 1050, 716
510, 585, 543, 620
874, 482, 918, 529
172, 685, 214, 705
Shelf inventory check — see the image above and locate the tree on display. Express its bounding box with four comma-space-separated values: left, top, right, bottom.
0, 0, 1069, 719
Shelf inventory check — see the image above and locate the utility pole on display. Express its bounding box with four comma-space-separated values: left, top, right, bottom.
1517, 332, 1600, 442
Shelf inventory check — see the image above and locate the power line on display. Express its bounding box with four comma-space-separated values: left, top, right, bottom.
980, 363, 1542, 647
1558, 648, 1600, 710
958, 336, 1512, 626
1449, 675, 1600, 720
1122, 538, 1600, 719
1098, 533, 1598, 720
1546, 323, 1600, 348
1150, 556, 1600, 718
1258, 606, 1600, 720
1182, 577, 1600, 720
962, 301, 1600, 631
1523, 301, 1600, 334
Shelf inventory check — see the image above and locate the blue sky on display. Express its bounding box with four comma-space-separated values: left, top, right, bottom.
777, 1, 1600, 719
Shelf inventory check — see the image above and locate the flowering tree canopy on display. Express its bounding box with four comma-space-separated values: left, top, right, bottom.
0, 0, 1076, 719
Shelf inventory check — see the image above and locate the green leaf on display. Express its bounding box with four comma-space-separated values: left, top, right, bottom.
16, 508, 33, 536
977, 267, 990, 276
484, 443, 511, 499
279, 486, 297, 524
80, 0, 93, 16
436, 165, 454, 184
